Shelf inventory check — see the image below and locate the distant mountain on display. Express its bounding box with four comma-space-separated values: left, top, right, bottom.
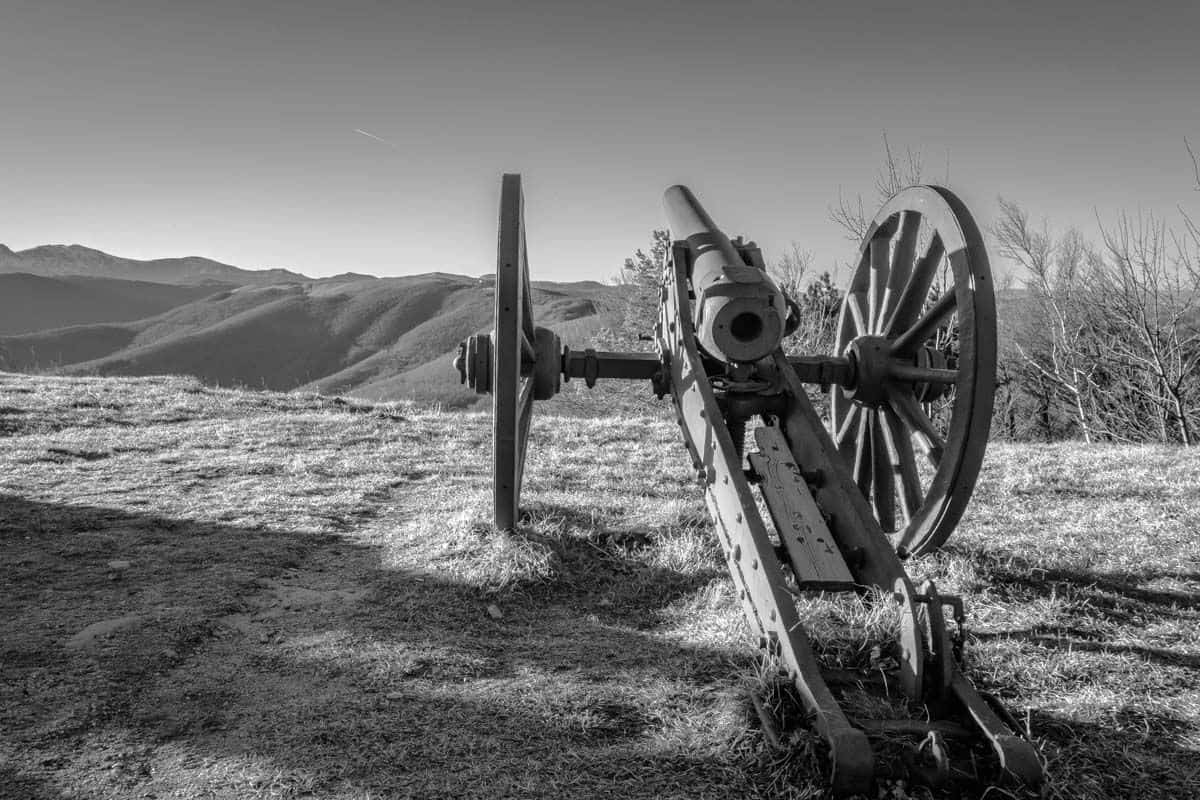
0, 243, 306, 285
0, 273, 237, 335
0, 272, 622, 408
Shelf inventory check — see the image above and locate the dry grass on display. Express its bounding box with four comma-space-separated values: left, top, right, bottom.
1, 372, 1198, 799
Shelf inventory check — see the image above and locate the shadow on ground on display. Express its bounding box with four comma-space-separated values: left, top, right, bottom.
6, 498, 1199, 798
938, 547, 1200, 797
1, 494, 791, 799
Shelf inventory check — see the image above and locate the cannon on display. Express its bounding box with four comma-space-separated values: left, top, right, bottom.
453, 175, 1041, 795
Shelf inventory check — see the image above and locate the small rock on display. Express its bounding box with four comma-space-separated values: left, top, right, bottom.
486, 604, 503, 620
107, 560, 131, 570
161, 648, 178, 659
597, 598, 612, 607
65, 615, 142, 650
385, 691, 404, 701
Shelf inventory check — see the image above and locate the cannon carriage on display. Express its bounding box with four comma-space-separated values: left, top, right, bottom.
453, 175, 1040, 795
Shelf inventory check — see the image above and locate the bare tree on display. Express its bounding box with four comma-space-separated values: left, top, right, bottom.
768, 244, 842, 355
1187, 137, 1200, 192
992, 200, 1108, 442
995, 186, 1200, 445
770, 242, 814, 301
830, 133, 927, 243
1094, 211, 1200, 444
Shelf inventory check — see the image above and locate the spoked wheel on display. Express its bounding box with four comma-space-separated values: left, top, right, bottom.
493, 174, 538, 531
454, 174, 561, 530
828, 186, 996, 557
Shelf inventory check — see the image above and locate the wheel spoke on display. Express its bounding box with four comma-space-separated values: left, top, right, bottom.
880, 407, 923, 525
886, 385, 945, 466
853, 411, 871, 495
837, 248, 871, 349
520, 226, 535, 342
829, 385, 844, 439
514, 377, 535, 508
884, 235, 944, 338
846, 292, 868, 337
835, 401, 862, 447
868, 236, 889, 333
519, 329, 536, 365
882, 211, 921, 330
836, 392, 859, 466
869, 410, 896, 531
891, 290, 956, 356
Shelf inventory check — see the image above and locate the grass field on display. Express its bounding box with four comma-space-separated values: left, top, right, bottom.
2, 372, 1198, 799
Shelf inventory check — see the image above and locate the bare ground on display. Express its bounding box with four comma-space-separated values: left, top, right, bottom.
1, 373, 1197, 799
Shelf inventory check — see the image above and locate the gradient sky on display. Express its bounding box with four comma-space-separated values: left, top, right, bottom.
1, 0, 1197, 282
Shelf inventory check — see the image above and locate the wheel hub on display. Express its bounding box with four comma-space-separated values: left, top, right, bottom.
843, 335, 892, 407
914, 347, 953, 403
453, 333, 493, 394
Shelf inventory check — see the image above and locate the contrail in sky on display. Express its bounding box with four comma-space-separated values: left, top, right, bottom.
353, 128, 399, 149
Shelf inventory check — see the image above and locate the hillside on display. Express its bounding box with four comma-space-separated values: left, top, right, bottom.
2, 372, 1198, 799
0, 273, 237, 335
0, 274, 622, 407
0, 244, 305, 285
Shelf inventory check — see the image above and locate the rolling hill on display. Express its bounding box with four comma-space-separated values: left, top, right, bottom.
0, 270, 622, 408
0, 273, 238, 335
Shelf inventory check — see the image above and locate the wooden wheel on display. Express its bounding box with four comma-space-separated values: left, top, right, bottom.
493, 174, 538, 531
829, 186, 996, 557
452, 175, 563, 529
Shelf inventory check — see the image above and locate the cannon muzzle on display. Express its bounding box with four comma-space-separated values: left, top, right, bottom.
663, 185, 787, 363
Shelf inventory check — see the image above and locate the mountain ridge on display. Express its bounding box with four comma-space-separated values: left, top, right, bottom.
0, 242, 307, 286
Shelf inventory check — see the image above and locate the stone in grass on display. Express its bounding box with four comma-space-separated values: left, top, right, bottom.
107, 560, 132, 570
65, 615, 142, 650
486, 604, 503, 620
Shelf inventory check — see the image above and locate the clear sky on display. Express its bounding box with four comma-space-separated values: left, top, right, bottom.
1, 0, 1196, 282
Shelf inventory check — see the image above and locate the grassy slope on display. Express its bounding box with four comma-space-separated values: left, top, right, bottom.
0, 274, 237, 336
1, 373, 1197, 799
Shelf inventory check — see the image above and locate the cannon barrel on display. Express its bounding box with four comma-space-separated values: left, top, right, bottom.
663, 185, 787, 363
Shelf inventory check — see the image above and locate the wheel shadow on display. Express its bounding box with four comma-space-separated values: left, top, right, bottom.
1029, 707, 1200, 798
941, 544, 1200, 620
962, 550, 1200, 669
931, 545, 1200, 798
